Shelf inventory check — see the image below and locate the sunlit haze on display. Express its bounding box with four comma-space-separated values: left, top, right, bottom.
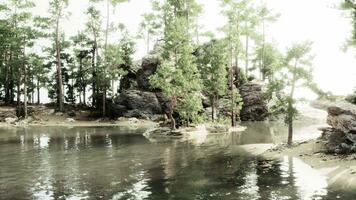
34, 0, 356, 96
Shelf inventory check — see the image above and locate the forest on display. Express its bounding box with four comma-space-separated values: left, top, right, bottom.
1, 0, 356, 199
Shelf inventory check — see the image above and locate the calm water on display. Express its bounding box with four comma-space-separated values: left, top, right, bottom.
1, 111, 356, 199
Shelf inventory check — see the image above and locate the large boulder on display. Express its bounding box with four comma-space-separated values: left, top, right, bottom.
239, 83, 268, 121
326, 104, 356, 133
321, 102, 356, 153
155, 92, 172, 116
119, 53, 161, 92
119, 61, 141, 92
117, 90, 162, 115
136, 55, 161, 91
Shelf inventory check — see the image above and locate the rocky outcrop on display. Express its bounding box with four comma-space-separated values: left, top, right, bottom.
116, 45, 268, 122
116, 51, 165, 119
117, 90, 162, 116
321, 102, 356, 153
119, 61, 141, 92
239, 83, 268, 121
136, 55, 161, 91
120, 52, 161, 92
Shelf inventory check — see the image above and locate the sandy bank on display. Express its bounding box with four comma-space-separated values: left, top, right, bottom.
263, 139, 356, 190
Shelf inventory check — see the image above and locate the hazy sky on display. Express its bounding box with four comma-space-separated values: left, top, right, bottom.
34, 0, 356, 96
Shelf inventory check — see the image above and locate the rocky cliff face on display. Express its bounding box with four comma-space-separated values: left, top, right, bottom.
320, 102, 356, 153
239, 83, 268, 121
112, 52, 163, 119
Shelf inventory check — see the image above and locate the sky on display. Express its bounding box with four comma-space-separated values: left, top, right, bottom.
34, 0, 356, 96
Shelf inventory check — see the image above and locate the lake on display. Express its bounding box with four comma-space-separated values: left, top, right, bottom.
1, 107, 356, 199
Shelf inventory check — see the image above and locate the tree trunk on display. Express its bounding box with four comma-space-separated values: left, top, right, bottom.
229, 38, 236, 127
147, 30, 150, 54
230, 68, 236, 127
55, 9, 64, 112
261, 20, 266, 81
23, 43, 27, 118
83, 86, 86, 105
287, 114, 293, 146
169, 112, 176, 130
31, 77, 34, 104
4, 52, 9, 105
112, 80, 115, 97
287, 59, 298, 146
102, 0, 110, 118
17, 77, 20, 107
245, 34, 249, 76
37, 79, 40, 105
211, 96, 215, 122
24, 64, 27, 118
169, 95, 177, 130
91, 48, 96, 107
10, 57, 14, 104
79, 57, 82, 105
102, 89, 106, 117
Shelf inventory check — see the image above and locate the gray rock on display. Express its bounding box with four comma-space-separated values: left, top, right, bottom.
206, 124, 229, 133
239, 83, 268, 121
48, 109, 55, 115
118, 90, 162, 115
128, 117, 139, 124
66, 118, 75, 123
5, 117, 17, 124
136, 55, 161, 91
55, 112, 64, 116
320, 103, 356, 153
0, 111, 16, 122
326, 103, 356, 133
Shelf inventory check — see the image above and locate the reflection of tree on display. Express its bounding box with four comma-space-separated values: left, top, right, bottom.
255, 157, 300, 200
240, 122, 275, 145
145, 164, 170, 199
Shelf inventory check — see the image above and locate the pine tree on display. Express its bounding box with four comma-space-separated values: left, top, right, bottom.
85, 5, 102, 108
270, 41, 314, 146
197, 39, 229, 122
49, 0, 70, 112
138, 13, 161, 54
71, 32, 91, 105
150, 0, 203, 129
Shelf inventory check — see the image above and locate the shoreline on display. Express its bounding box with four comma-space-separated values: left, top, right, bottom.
262, 139, 356, 190
0, 119, 158, 129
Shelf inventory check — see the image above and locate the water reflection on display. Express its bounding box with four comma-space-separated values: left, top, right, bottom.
0, 126, 354, 200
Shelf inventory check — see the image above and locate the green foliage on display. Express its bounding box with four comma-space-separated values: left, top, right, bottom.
341, 0, 356, 49
197, 39, 228, 98
138, 12, 162, 53
268, 41, 314, 122
149, 0, 203, 127
176, 94, 203, 124
253, 43, 283, 81
196, 39, 230, 121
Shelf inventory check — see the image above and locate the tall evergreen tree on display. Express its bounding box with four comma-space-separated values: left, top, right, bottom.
138, 13, 161, 54
85, 5, 102, 108
196, 39, 229, 122
150, 0, 203, 129
269, 42, 314, 146
49, 0, 69, 112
